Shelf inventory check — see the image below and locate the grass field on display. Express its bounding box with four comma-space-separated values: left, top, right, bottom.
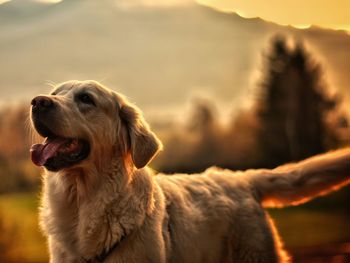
0, 192, 48, 263
0, 191, 349, 262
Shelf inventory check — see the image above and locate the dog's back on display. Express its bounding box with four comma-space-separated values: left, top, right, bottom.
156, 149, 350, 262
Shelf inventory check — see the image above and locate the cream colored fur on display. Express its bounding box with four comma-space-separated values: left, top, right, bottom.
31, 80, 350, 263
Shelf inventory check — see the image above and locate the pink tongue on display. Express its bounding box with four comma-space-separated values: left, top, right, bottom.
30, 138, 69, 166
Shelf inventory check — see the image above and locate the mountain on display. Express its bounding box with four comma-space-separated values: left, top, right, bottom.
0, 0, 350, 119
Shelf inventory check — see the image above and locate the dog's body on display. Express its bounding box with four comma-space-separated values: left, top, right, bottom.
30, 80, 350, 263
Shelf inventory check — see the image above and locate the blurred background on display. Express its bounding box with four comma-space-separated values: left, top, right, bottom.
0, 0, 350, 262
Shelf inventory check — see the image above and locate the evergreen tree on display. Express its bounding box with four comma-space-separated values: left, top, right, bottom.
256, 36, 337, 168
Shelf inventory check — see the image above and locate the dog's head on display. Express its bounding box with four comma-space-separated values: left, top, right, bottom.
30, 80, 162, 172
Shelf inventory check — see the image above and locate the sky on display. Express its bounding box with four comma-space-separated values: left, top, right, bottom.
0, 0, 349, 32
198, 0, 350, 31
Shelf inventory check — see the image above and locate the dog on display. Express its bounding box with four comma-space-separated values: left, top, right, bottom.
30, 80, 350, 263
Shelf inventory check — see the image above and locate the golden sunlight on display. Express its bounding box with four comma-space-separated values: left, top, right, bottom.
198, 0, 350, 32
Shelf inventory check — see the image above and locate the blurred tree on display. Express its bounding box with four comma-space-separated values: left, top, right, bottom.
188, 99, 221, 171
188, 98, 217, 134
256, 36, 339, 168
156, 98, 224, 173
0, 105, 40, 193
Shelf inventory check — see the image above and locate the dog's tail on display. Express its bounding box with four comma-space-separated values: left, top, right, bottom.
250, 148, 350, 208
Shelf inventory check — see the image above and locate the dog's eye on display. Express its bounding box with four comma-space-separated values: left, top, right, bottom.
77, 93, 95, 106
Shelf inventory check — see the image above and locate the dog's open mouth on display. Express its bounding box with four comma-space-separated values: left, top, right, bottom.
30, 129, 90, 171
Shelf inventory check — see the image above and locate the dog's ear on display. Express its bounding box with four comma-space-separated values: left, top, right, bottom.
118, 102, 162, 169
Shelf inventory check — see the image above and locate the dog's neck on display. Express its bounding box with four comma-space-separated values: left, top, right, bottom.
42, 157, 156, 259
53, 153, 133, 198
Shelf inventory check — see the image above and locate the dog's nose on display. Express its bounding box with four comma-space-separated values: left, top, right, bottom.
31, 96, 54, 111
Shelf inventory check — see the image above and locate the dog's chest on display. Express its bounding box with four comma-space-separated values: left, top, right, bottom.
43, 194, 111, 259
42, 182, 102, 258
50, 194, 129, 258
41, 192, 80, 255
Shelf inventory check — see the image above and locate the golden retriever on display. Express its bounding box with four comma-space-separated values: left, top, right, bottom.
30, 80, 350, 263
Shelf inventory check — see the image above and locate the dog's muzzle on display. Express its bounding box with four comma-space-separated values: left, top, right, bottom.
30, 96, 90, 172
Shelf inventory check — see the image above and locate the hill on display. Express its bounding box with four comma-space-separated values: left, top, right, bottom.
0, 0, 350, 119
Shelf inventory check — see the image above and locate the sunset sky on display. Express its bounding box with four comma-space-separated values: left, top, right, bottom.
0, 0, 350, 32
2, 0, 347, 32
199, 0, 350, 31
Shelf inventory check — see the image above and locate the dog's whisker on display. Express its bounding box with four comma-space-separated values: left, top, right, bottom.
45, 80, 57, 89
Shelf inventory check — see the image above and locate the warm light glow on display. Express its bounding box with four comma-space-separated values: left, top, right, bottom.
198, 0, 350, 32
0, 0, 10, 4
235, 10, 251, 19
293, 24, 311, 29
